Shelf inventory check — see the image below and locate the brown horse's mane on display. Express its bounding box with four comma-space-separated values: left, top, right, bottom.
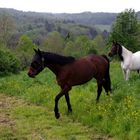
42, 51, 76, 65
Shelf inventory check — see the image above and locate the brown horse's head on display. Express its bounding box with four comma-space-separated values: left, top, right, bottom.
108, 41, 122, 57
28, 49, 44, 78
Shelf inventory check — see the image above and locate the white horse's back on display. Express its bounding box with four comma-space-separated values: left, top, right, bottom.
131, 51, 140, 70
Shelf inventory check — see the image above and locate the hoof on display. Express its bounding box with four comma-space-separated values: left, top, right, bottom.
67, 109, 72, 115
96, 100, 99, 104
109, 93, 113, 96
68, 108, 72, 113
55, 113, 60, 119
107, 91, 112, 96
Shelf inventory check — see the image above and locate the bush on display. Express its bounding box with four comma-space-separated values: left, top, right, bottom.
64, 36, 97, 58
16, 35, 36, 69
0, 46, 20, 75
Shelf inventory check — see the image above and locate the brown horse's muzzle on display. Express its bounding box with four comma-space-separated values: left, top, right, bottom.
28, 72, 35, 78
28, 67, 36, 78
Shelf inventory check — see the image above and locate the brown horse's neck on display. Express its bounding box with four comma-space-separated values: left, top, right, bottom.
46, 64, 62, 76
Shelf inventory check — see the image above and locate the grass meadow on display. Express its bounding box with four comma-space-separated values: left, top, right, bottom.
0, 61, 140, 140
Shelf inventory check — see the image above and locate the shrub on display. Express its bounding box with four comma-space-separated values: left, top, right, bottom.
16, 35, 36, 69
0, 46, 20, 75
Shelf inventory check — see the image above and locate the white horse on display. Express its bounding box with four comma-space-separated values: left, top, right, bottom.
108, 42, 140, 80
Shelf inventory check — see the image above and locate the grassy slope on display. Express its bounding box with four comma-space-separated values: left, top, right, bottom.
0, 61, 140, 140
0, 94, 107, 140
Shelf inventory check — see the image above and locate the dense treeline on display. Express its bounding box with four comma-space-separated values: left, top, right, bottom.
0, 8, 140, 75
0, 8, 104, 41
0, 8, 117, 26
110, 9, 140, 51
0, 8, 108, 74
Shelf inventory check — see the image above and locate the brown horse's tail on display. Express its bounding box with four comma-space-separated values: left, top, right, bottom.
101, 55, 112, 92
101, 54, 110, 78
101, 55, 109, 63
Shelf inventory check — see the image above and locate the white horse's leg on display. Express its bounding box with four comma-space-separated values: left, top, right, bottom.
125, 69, 130, 80
122, 69, 126, 80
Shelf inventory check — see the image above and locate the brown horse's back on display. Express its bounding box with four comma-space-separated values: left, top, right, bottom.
57, 54, 109, 87
89, 54, 109, 79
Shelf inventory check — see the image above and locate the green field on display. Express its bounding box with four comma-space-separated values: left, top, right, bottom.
0, 61, 140, 140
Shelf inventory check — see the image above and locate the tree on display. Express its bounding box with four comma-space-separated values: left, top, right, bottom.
17, 35, 36, 69
74, 35, 93, 57
45, 20, 54, 32
64, 41, 75, 56
92, 35, 105, 54
0, 45, 20, 75
0, 13, 16, 46
109, 9, 140, 51
64, 35, 97, 57
42, 31, 64, 54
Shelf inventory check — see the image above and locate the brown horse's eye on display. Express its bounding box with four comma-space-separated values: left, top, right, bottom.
31, 62, 38, 69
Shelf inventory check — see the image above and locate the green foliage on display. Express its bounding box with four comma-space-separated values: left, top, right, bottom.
42, 32, 98, 58
0, 13, 16, 46
109, 9, 140, 51
64, 41, 75, 56
16, 35, 36, 69
92, 35, 107, 54
64, 35, 97, 57
0, 45, 20, 75
74, 36, 96, 57
0, 8, 114, 49
42, 31, 64, 54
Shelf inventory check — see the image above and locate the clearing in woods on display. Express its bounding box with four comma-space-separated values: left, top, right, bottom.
0, 93, 112, 140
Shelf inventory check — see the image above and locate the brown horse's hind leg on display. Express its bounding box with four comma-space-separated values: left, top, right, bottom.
103, 74, 112, 95
96, 80, 103, 103
102, 79, 108, 93
54, 85, 71, 119
102, 64, 112, 95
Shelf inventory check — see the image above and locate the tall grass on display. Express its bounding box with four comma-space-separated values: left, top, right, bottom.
0, 62, 140, 139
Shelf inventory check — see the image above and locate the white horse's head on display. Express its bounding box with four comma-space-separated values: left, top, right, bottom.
108, 42, 123, 59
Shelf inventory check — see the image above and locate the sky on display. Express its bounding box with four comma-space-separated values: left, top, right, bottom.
0, 0, 139, 13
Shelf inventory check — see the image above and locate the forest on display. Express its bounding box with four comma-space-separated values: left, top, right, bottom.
0, 8, 113, 74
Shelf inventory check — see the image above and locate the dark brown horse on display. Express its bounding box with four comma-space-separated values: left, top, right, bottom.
28, 49, 112, 119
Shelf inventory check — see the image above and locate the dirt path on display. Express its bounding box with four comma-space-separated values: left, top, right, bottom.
0, 94, 112, 140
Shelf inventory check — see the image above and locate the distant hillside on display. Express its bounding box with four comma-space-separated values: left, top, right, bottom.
0, 8, 115, 43
0, 8, 117, 30
0, 8, 118, 25
0, 8, 140, 48
0, 8, 140, 29
53, 12, 117, 26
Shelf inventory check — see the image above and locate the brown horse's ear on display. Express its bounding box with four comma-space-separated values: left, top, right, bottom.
34, 48, 38, 53
38, 48, 41, 52
33, 48, 42, 57
37, 49, 42, 57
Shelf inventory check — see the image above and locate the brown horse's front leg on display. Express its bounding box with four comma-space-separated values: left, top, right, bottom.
54, 92, 64, 119
65, 94, 72, 113
54, 85, 71, 119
